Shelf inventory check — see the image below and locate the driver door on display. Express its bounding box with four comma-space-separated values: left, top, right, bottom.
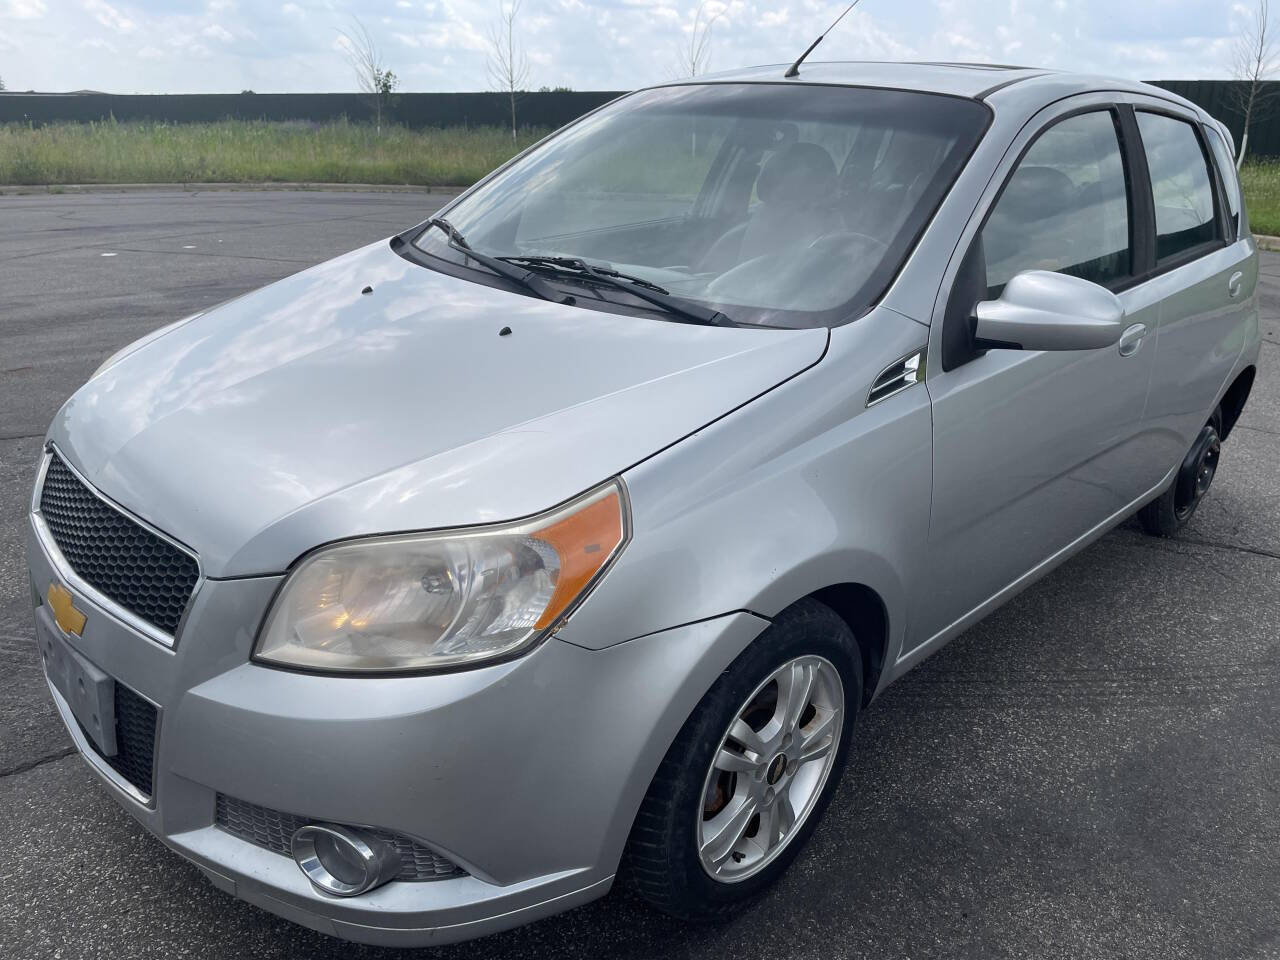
906, 102, 1163, 657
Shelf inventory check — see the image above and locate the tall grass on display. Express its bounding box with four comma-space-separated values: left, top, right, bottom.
0, 119, 550, 187
1239, 161, 1280, 236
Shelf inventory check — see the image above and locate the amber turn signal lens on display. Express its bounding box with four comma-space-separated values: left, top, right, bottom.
533, 485, 626, 629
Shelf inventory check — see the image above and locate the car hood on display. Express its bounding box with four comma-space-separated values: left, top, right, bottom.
50, 240, 826, 578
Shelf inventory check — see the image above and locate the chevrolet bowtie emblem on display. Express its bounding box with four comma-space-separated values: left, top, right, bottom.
47, 583, 86, 637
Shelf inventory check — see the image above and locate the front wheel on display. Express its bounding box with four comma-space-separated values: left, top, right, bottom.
624, 599, 861, 919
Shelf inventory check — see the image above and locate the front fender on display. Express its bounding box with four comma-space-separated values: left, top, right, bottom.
556, 308, 933, 698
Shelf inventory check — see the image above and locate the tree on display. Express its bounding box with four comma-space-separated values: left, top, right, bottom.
1231, 0, 1280, 168
675, 2, 725, 79
338, 16, 399, 134
487, 0, 529, 143
0, 77, 6, 92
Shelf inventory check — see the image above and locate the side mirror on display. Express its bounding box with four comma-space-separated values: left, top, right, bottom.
973, 270, 1125, 352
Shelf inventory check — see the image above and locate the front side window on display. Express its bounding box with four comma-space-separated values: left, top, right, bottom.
412, 84, 989, 328
1137, 112, 1221, 261
981, 110, 1132, 297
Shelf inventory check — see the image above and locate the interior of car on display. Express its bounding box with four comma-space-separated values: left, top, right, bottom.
417, 83, 988, 327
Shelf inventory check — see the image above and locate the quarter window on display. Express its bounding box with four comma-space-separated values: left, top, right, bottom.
1205, 125, 1242, 237
1136, 112, 1222, 261
982, 111, 1132, 296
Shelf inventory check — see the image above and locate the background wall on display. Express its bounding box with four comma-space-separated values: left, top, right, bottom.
1, 82, 1279, 157
0, 91, 625, 130
1150, 80, 1280, 156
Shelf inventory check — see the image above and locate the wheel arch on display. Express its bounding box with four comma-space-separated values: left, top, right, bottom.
780, 582, 890, 707
1219, 365, 1255, 441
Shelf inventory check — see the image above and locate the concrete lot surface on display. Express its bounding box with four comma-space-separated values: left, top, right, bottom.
0, 191, 1277, 959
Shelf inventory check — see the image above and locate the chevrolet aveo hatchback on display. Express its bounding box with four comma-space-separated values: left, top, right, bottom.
29, 63, 1259, 946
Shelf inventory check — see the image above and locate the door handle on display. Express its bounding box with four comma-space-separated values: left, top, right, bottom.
1118, 322, 1148, 357
1229, 271, 1244, 298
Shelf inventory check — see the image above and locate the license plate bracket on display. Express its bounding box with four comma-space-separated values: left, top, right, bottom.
37, 610, 117, 756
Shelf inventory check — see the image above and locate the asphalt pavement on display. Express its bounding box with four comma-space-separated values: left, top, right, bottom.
0, 190, 1277, 960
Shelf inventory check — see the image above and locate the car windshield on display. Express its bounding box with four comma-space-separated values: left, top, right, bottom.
412, 83, 990, 328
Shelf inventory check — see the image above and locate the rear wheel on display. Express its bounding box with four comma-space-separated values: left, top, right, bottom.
1138, 408, 1223, 537
624, 599, 861, 919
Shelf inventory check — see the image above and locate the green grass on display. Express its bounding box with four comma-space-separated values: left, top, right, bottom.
1239, 161, 1280, 236
0, 119, 550, 187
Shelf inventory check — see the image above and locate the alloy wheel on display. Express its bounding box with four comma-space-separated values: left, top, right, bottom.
696, 655, 844, 883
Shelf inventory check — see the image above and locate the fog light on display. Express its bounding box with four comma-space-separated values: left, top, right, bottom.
290, 824, 400, 897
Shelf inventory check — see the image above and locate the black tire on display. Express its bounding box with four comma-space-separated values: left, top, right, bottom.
1138, 408, 1223, 538
623, 598, 862, 920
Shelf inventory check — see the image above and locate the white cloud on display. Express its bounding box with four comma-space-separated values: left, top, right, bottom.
83, 0, 134, 33
0, 0, 1247, 96
78, 35, 117, 52
2, 0, 46, 18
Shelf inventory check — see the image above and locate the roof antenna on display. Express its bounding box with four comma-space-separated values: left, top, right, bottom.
784, 1, 863, 78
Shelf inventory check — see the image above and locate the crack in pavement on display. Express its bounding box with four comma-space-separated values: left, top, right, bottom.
1118, 529, 1280, 563
1180, 537, 1280, 562
0, 748, 75, 779
1236, 423, 1280, 438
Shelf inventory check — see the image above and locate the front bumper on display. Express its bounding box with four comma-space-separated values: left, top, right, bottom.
28, 520, 767, 946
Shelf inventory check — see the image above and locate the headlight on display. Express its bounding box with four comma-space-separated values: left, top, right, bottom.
254, 480, 629, 673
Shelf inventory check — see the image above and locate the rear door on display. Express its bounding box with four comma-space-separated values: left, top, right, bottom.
905, 97, 1164, 658
1127, 104, 1257, 468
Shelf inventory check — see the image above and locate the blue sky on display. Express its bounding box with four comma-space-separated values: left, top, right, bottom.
0, 1, 1248, 93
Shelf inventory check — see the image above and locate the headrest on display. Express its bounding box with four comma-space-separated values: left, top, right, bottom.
757, 142, 837, 207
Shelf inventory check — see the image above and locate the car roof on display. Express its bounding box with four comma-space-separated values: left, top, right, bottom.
655, 61, 1211, 123
667, 61, 1043, 99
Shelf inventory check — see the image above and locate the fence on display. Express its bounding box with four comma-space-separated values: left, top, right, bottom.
3, 82, 1280, 157
1150, 80, 1280, 157
0, 91, 627, 130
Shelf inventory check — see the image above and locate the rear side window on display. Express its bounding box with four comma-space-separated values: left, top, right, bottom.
1205, 125, 1242, 237
982, 110, 1131, 296
1136, 112, 1221, 261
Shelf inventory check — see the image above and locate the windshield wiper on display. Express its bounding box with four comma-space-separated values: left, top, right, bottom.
500, 255, 735, 327
424, 219, 576, 306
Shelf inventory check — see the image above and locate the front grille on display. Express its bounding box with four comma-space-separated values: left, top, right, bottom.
215, 794, 465, 882
78, 682, 158, 797
39, 452, 199, 636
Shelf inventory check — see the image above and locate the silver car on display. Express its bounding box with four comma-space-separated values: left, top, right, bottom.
28, 62, 1259, 946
